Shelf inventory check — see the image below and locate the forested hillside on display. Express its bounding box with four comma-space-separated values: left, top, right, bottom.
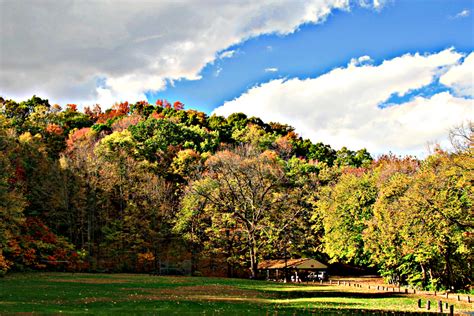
0, 96, 472, 291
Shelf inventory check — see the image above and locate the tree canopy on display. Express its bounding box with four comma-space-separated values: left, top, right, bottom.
0, 96, 471, 290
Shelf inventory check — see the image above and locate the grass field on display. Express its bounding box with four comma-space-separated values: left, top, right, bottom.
1, 273, 472, 315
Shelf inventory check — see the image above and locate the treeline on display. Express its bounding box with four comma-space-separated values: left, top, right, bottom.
0, 96, 472, 291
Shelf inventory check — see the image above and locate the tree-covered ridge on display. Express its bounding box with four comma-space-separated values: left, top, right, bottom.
0, 96, 472, 291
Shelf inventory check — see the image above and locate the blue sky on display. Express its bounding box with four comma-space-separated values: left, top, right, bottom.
151, 0, 473, 113
1, 0, 473, 155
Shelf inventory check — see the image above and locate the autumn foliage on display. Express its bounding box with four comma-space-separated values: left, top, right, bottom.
46, 123, 64, 135
0, 95, 471, 291
5, 217, 82, 271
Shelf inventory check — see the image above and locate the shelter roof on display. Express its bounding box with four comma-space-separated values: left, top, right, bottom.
258, 258, 327, 270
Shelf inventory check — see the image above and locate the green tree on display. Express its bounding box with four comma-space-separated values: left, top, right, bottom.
399, 151, 473, 289
364, 172, 414, 285
94, 130, 175, 271
316, 171, 377, 266
0, 96, 50, 133
177, 146, 316, 278
307, 142, 337, 166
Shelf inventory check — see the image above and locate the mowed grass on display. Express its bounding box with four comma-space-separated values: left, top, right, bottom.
1, 273, 472, 315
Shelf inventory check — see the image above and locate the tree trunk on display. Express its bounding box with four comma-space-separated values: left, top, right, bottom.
248, 234, 258, 279
225, 229, 234, 278
444, 245, 452, 289
191, 246, 197, 276
420, 263, 426, 287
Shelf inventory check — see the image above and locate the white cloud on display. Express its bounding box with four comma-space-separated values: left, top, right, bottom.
0, 0, 355, 108
439, 52, 474, 97
213, 49, 473, 156
214, 67, 223, 77
453, 9, 470, 19
349, 55, 373, 66
219, 50, 236, 59
359, 0, 388, 10
265, 67, 279, 73
358, 55, 372, 63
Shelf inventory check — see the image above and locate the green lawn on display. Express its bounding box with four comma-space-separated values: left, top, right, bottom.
0, 273, 472, 315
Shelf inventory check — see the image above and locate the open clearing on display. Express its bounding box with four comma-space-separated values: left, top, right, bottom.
0, 273, 472, 315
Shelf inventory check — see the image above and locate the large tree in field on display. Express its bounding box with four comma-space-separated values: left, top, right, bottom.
398, 151, 473, 289
177, 146, 316, 278
365, 152, 472, 290
316, 169, 377, 266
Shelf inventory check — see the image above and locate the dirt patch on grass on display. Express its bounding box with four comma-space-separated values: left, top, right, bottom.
81, 297, 117, 304
49, 278, 130, 284
124, 284, 273, 303
329, 276, 384, 286
151, 276, 189, 284
134, 294, 269, 303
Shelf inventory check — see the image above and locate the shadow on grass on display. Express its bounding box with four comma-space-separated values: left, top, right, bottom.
271, 307, 436, 316
74, 299, 436, 316
269, 290, 406, 300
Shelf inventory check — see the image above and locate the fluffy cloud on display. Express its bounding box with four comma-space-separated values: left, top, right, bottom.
440, 52, 474, 97
351, 55, 373, 65
453, 9, 470, 19
213, 49, 473, 156
0, 0, 357, 107
359, 0, 387, 10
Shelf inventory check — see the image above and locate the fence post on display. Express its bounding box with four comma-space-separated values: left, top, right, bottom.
426, 300, 430, 310
449, 305, 454, 316
417, 299, 422, 308
457, 295, 460, 301
468, 296, 470, 303
438, 300, 442, 313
